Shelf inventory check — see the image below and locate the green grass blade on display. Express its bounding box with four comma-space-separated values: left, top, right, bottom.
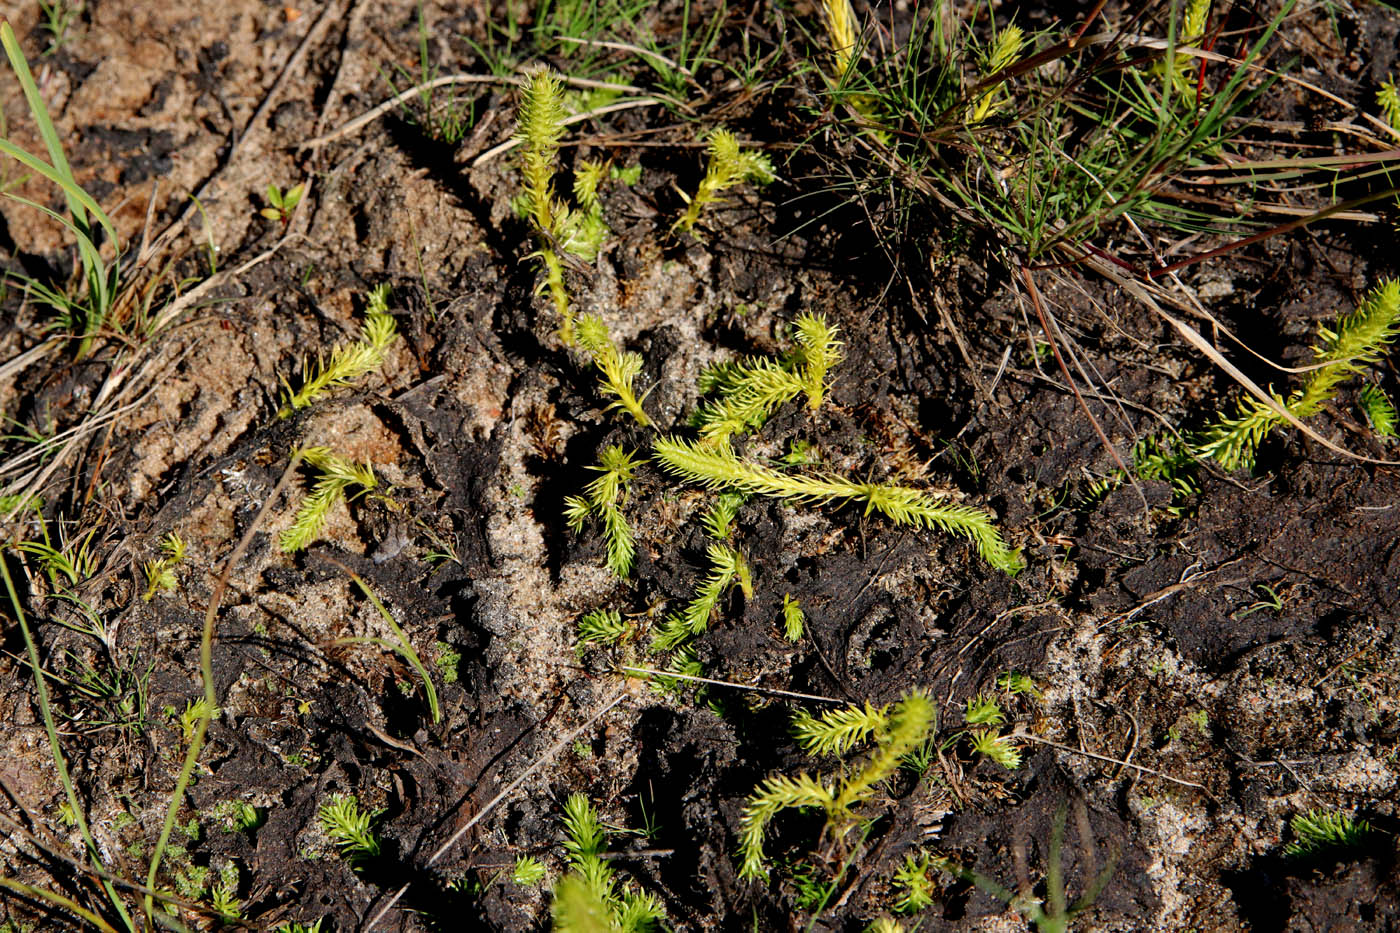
2, 555, 136, 930
350, 572, 442, 723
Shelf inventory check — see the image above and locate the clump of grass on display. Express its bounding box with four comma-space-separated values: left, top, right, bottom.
564, 445, 641, 578
1196, 279, 1400, 471
738, 691, 935, 880
279, 447, 379, 553
0, 23, 122, 359
673, 128, 775, 235
577, 315, 650, 426
277, 285, 398, 418
652, 438, 1023, 574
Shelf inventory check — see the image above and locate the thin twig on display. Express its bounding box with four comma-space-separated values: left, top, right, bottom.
1014, 733, 1212, 795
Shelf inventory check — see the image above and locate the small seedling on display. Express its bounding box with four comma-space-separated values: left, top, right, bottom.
781, 594, 805, 642
1377, 75, 1399, 131
209, 861, 241, 921
564, 445, 641, 578
1196, 279, 1400, 471
1359, 384, 1398, 438
273, 921, 324, 933
577, 607, 630, 647
549, 794, 666, 931
279, 447, 378, 553
738, 691, 934, 880
513, 855, 547, 886
1285, 809, 1371, 857
277, 284, 398, 417
968, 729, 1022, 769
673, 128, 775, 235
319, 793, 381, 863
577, 315, 651, 426
892, 851, 940, 913
260, 182, 305, 223
141, 532, 186, 601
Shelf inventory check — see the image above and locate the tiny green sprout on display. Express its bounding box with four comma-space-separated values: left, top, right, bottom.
865, 919, 906, 933
277, 285, 398, 417
673, 128, 776, 235
576, 315, 651, 426
434, 640, 461, 684
209, 861, 241, 921
964, 693, 1006, 726
892, 852, 937, 913
177, 698, 220, 743
781, 593, 805, 642
319, 793, 381, 863
213, 799, 264, 834
1196, 279, 1400, 471
611, 163, 643, 185
1360, 384, 1398, 438
996, 671, 1043, 700
968, 729, 1022, 770
513, 855, 547, 886
578, 607, 630, 647
279, 447, 379, 553
564, 445, 641, 578
738, 692, 934, 880
1285, 809, 1371, 857
260, 182, 305, 223
141, 531, 187, 601
1377, 76, 1399, 131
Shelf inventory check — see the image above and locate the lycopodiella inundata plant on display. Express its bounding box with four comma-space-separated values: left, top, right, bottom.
550, 794, 666, 932
141, 532, 187, 601
576, 315, 650, 426
278, 285, 397, 418
1380, 76, 1400, 132
650, 542, 752, 652
1195, 279, 1400, 471
970, 23, 1027, 123
693, 313, 842, 444
514, 68, 610, 344
673, 128, 775, 235
652, 438, 1023, 574
1359, 383, 1398, 438
738, 691, 935, 880
564, 445, 641, 577
280, 447, 379, 553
